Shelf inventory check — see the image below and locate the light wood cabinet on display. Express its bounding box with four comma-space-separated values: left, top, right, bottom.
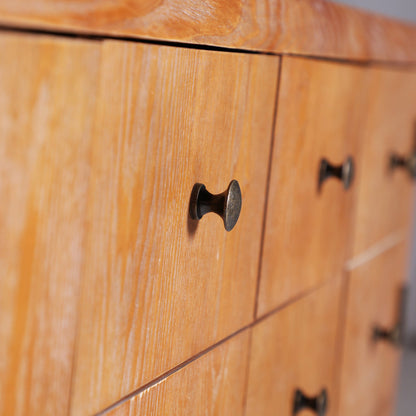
0, 2, 415, 416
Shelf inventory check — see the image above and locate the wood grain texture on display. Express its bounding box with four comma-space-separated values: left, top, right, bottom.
0, 33, 100, 416
70, 41, 278, 415
246, 278, 342, 416
257, 56, 365, 316
1, 0, 416, 62
338, 243, 408, 416
105, 331, 250, 416
351, 68, 416, 257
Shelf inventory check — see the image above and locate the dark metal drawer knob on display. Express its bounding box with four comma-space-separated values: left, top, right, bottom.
390, 152, 416, 179
373, 325, 401, 346
293, 388, 328, 416
319, 156, 355, 191
189, 180, 242, 231
373, 286, 408, 347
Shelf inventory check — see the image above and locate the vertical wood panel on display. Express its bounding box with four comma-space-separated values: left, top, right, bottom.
258, 57, 366, 316
71, 41, 279, 414
247, 278, 342, 416
351, 68, 416, 257
0, 34, 100, 416
338, 244, 408, 416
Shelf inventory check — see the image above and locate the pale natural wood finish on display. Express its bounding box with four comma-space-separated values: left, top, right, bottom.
338, 243, 408, 416
0, 33, 100, 415
70, 41, 278, 415
257, 57, 365, 316
246, 278, 342, 416
1, 0, 416, 62
105, 331, 250, 416
351, 68, 416, 257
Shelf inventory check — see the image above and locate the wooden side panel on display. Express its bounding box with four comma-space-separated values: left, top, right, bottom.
105, 331, 250, 416
351, 69, 416, 257
1, 0, 416, 62
70, 41, 278, 415
246, 278, 342, 416
257, 57, 366, 315
0, 34, 100, 416
338, 244, 408, 416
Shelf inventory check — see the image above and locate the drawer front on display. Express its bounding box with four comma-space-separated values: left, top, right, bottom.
71, 42, 279, 414
0, 35, 100, 416
246, 278, 342, 416
105, 331, 249, 416
258, 57, 365, 315
338, 244, 408, 416
352, 68, 416, 256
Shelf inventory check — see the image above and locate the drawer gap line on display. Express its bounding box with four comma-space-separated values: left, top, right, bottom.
345, 230, 406, 271
253, 58, 283, 320
95, 282, 326, 415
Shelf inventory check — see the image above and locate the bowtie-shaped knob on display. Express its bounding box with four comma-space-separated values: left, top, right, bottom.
390, 152, 416, 179
373, 324, 402, 346
318, 156, 355, 191
189, 180, 242, 231
293, 388, 328, 416
373, 286, 408, 348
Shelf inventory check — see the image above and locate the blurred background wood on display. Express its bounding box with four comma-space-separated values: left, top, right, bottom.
338, 244, 408, 416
